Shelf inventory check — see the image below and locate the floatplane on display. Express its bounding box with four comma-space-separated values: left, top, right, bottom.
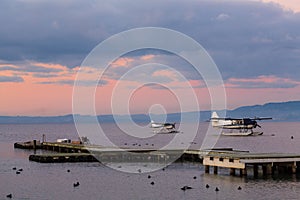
210, 112, 272, 136
150, 120, 180, 134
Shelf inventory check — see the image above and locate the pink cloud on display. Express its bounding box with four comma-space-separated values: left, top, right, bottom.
141, 54, 155, 61
226, 75, 299, 88
224, 75, 300, 109
32, 62, 69, 71
0, 61, 79, 85
152, 69, 178, 81
188, 80, 206, 88
262, 0, 300, 12
110, 57, 134, 68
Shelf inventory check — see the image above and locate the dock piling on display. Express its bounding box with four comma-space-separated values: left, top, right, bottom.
213, 166, 218, 174
205, 165, 210, 173
240, 169, 247, 176
230, 168, 235, 176
253, 164, 258, 177
33, 140, 36, 150
292, 161, 297, 174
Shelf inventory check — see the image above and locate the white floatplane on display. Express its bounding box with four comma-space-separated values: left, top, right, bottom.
150, 120, 179, 134
210, 112, 272, 136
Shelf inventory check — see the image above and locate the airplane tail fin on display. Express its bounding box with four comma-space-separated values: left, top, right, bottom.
211, 112, 220, 127
211, 112, 219, 119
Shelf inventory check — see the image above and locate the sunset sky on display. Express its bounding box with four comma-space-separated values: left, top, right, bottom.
1, 0, 300, 116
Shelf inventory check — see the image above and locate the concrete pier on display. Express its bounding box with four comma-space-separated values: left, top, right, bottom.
203, 150, 300, 177
14, 141, 300, 176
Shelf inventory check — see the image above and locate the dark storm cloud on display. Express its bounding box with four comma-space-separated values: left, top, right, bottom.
1, 0, 300, 81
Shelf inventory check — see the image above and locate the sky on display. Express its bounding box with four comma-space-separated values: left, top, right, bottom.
1, 0, 300, 116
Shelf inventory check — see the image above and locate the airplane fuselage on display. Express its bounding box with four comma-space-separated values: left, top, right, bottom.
150, 121, 175, 129
211, 112, 260, 130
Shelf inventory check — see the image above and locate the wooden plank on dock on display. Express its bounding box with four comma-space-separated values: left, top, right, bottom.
29, 153, 98, 163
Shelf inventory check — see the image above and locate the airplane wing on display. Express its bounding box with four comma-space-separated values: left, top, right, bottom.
211, 117, 272, 120
250, 117, 272, 120
210, 117, 241, 120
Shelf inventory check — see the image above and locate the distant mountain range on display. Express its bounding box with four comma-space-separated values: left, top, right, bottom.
1, 101, 300, 124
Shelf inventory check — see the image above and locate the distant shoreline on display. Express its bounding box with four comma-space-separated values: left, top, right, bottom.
1, 101, 300, 124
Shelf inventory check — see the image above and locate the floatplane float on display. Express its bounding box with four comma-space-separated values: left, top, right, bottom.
150, 120, 180, 134
210, 112, 272, 136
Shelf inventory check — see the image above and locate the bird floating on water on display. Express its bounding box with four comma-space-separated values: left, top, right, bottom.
181, 186, 193, 191
73, 182, 80, 187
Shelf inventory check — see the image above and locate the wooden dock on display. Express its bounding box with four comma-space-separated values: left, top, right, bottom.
14, 141, 300, 176
41, 142, 91, 153
28, 151, 188, 163
27, 142, 199, 163
14, 140, 42, 149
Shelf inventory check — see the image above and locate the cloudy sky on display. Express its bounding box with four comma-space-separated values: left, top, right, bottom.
1, 0, 300, 116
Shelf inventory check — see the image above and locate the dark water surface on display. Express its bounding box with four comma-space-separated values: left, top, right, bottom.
0, 122, 300, 199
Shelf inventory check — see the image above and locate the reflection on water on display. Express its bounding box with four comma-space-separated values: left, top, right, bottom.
0, 122, 300, 199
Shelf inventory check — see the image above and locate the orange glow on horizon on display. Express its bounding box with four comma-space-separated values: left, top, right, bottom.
1, 60, 300, 116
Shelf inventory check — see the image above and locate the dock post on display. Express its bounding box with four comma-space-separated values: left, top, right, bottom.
33, 140, 37, 150
213, 166, 218, 174
262, 165, 273, 176
230, 168, 235, 176
272, 165, 278, 174
292, 162, 297, 174
205, 165, 210, 173
240, 168, 247, 176
266, 164, 273, 175
253, 164, 258, 177
262, 165, 267, 175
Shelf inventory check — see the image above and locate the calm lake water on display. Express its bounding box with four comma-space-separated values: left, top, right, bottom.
0, 122, 300, 200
